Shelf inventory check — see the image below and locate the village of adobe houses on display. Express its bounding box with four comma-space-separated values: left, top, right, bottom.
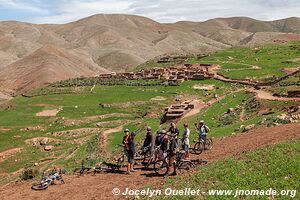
98, 63, 221, 83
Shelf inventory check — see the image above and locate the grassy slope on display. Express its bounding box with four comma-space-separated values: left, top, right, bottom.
0, 78, 297, 176
189, 41, 300, 80
161, 139, 300, 200
135, 41, 300, 80
0, 80, 240, 176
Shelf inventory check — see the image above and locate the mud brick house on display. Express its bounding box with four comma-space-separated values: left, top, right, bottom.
163, 101, 195, 121
98, 73, 113, 79
98, 63, 220, 82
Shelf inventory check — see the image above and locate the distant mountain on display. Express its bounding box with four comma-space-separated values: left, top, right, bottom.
0, 14, 300, 94
202, 17, 300, 33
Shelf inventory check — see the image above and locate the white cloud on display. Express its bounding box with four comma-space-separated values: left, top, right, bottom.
32, 0, 136, 23
0, 0, 47, 13
2, 0, 300, 24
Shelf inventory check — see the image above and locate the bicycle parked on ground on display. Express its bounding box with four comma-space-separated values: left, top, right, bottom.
31, 170, 65, 190
73, 160, 94, 175
74, 160, 120, 176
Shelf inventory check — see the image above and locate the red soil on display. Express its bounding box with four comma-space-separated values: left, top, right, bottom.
0, 123, 299, 200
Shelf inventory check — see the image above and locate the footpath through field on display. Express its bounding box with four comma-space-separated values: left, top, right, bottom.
248, 88, 300, 101
0, 123, 299, 200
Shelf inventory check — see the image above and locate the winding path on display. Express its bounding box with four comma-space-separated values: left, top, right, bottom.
248, 88, 300, 101
98, 125, 124, 156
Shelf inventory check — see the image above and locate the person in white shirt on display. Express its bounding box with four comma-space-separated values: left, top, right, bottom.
182, 123, 190, 160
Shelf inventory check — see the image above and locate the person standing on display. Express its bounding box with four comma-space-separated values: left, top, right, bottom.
168, 123, 179, 146
182, 123, 190, 160
159, 130, 169, 160
154, 130, 163, 161
143, 126, 153, 151
126, 132, 136, 174
166, 134, 177, 177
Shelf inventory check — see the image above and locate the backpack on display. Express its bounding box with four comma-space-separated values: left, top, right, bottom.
123, 135, 130, 150
204, 125, 209, 133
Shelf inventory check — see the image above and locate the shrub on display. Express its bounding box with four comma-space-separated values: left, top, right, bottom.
19, 168, 39, 180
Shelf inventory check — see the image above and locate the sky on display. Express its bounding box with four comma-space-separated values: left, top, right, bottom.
0, 0, 299, 24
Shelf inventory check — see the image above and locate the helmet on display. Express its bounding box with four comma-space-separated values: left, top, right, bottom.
170, 122, 176, 127
124, 128, 129, 132
184, 123, 188, 127
161, 130, 167, 134
199, 120, 204, 124
147, 126, 151, 131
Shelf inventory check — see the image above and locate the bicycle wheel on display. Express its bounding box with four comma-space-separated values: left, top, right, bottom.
177, 161, 195, 174
73, 167, 84, 175
204, 138, 213, 150
135, 150, 144, 161
117, 155, 125, 167
144, 156, 155, 169
193, 142, 204, 155
31, 183, 49, 190
154, 160, 168, 176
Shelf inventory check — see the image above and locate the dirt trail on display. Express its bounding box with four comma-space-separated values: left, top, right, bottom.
36, 108, 62, 117
248, 89, 300, 101
182, 100, 206, 119
182, 89, 243, 120
99, 125, 124, 156
0, 123, 299, 200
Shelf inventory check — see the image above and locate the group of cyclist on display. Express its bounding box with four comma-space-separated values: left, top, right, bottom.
122, 120, 210, 175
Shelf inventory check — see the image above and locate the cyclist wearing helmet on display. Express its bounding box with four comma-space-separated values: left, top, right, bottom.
168, 123, 179, 145
143, 126, 153, 149
159, 130, 169, 160
195, 120, 210, 140
165, 133, 177, 177
155, 131, 163, 147
154, 130, 163, 160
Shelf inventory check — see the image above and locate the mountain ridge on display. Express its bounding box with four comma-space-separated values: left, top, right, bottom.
0, 14, 300, 94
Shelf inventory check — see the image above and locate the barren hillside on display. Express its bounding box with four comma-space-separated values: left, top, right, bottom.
0, 45, 109, 94
0, 14, 300, 94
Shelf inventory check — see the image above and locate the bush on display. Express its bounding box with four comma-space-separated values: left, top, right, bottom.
19, 168, 39, 180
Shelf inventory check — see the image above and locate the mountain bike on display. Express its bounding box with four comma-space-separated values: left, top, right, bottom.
193, 136, 213, 154
142, 146, 160, 169
31, 170, 64, 190
74, 160, 120, 175
93, 162, 120, 174
202, 137, 213, 150
73, 160, 94, 176
154, 150, 195, 176
116, 145, 127, 167
170, 151, 195, 175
